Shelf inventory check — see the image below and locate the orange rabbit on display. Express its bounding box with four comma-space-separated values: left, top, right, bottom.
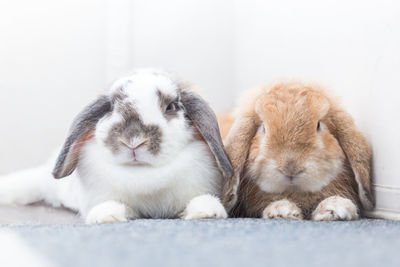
220, 81, 373, 220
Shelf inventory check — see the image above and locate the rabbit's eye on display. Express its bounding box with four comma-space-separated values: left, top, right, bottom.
317, 121, 321, 131
166, 102, 179, 113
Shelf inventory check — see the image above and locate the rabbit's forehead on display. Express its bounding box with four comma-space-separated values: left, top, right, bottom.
114, 72, 178, 99
259, 88, 326, 122
128, 73, 177, 94
111, 72, 179, 124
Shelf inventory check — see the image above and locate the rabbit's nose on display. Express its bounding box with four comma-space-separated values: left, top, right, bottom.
130, 138, 146, 150
120, 138, 146, 150
281, 161, 304, 180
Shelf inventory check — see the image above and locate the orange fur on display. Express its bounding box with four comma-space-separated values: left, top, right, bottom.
221, 87, 263, 210
217, 112, 235, 140
57, 129, 95, 178
222, 81, 373, 218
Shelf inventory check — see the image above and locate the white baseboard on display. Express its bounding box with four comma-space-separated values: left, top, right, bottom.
366, 184, 400, 220
365, 209, 400, 220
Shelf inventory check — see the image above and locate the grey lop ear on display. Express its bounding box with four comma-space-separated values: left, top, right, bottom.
180, 91, 234, 181
52, 95, 112, 179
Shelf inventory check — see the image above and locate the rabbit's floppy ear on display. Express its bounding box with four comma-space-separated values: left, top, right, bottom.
52, 95, 112, 179
220, 88, 262, 212
221, 114, 260, 211
326, 106, 374, 210
180, 91, 234, 181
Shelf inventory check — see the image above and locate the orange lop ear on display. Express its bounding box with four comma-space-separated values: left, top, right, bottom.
325, 105, 374, 210
221, 87, 263, 212
52, 96, 112, 179
222, 116, 260, 212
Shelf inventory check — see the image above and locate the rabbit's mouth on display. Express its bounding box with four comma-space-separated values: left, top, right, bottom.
281, 177, 305, 191
131, 158, 147, 165
285, 176, 297, 184
121, 160, 151, 167
280, 169, 305, 184
129, 150, 150, 165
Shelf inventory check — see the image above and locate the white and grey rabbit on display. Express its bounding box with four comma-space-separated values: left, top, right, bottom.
0, 69, 234, 223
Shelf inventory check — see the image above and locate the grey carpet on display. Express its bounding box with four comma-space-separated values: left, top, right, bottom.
1, 217, 399, 267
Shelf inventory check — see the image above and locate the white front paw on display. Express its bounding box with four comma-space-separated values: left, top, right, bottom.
85, 200, 130, 224
312, 196, 359, 221
183, 195, 228, 219
263, 199, 303, 219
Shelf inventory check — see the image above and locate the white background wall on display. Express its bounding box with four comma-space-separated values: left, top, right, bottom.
0, 0, 399, 218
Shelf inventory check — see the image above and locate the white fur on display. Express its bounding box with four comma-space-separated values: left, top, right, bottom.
0, 69, 226, 223
183, 194, 227, 219
312, 196, 359, 221
252, 142, 344, 194
85, 200, 131, 224
263, 199, 303, 219
253, 159, 289, 193
0, 166, 48, 205
75, 138, 222, 218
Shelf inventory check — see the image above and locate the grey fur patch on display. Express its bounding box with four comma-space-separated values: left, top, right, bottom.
116, 99, 139, 121
111, 87, 128, 104
105, 101, 162, 155
157, 89, 182, 121
53, 95, 112, 179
